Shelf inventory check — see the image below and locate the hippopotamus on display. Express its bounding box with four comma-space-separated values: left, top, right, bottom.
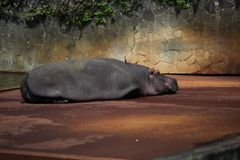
20, 58, 178, 103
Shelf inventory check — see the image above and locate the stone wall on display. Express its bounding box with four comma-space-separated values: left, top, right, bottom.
0, 0, 240, 74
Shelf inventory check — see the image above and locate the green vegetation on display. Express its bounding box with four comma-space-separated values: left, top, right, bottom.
0, 0, 199, 28
163, 0, 194, 9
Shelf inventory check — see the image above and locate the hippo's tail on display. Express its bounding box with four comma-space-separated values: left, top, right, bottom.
20, 72, 31, 102
20, 72, 40, 102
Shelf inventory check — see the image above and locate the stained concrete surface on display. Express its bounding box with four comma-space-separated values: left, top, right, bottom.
0, 75, 240, 160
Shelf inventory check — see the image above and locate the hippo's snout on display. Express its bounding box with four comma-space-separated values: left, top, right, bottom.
164, 77, 179, 94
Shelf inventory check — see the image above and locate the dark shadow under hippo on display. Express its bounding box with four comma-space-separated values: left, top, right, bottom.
20, 58, 178, 103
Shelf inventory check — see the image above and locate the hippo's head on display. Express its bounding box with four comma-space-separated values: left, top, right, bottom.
161, 75, 179, 94
148, 68, 179, 95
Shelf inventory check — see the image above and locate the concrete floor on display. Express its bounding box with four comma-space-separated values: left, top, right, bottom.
0, 75, 240, 160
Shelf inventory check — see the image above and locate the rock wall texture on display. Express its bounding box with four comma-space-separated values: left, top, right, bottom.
0, 0, 240, 74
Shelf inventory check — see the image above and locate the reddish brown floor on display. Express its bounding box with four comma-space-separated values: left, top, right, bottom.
0, 75, 240, 160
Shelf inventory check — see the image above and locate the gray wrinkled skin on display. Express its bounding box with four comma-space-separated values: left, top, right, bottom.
20, 58, 178, 103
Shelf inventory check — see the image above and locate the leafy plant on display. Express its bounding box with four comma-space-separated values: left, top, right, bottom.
0, 1, 23, 18
0, 1, 7, 15
0, 0, 200, 28
163, 0, 192, 9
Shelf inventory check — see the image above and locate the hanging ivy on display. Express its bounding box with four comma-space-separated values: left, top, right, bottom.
0, 0, 199, 28
162, 0, 195, 9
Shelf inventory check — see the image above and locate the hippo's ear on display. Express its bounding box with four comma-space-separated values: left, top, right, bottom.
148, 68, 154, 75
153, 70, 160, 77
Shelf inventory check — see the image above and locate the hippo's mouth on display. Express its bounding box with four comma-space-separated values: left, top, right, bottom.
164, 79, 179, 93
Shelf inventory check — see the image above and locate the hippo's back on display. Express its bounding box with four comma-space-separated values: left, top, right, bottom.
24, 58, 148, 102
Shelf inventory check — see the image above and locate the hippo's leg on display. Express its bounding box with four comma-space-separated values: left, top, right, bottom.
20, 73, 43, 103
21, 87, 46, 103
20, 73, 69, 103
22, 89, 69, 103
44, 98, 69, 104
23, 89, 69, 103
122, 88, 140, 99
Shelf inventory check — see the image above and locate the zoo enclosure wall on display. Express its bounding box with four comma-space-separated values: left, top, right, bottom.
0, 0, 240, 74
